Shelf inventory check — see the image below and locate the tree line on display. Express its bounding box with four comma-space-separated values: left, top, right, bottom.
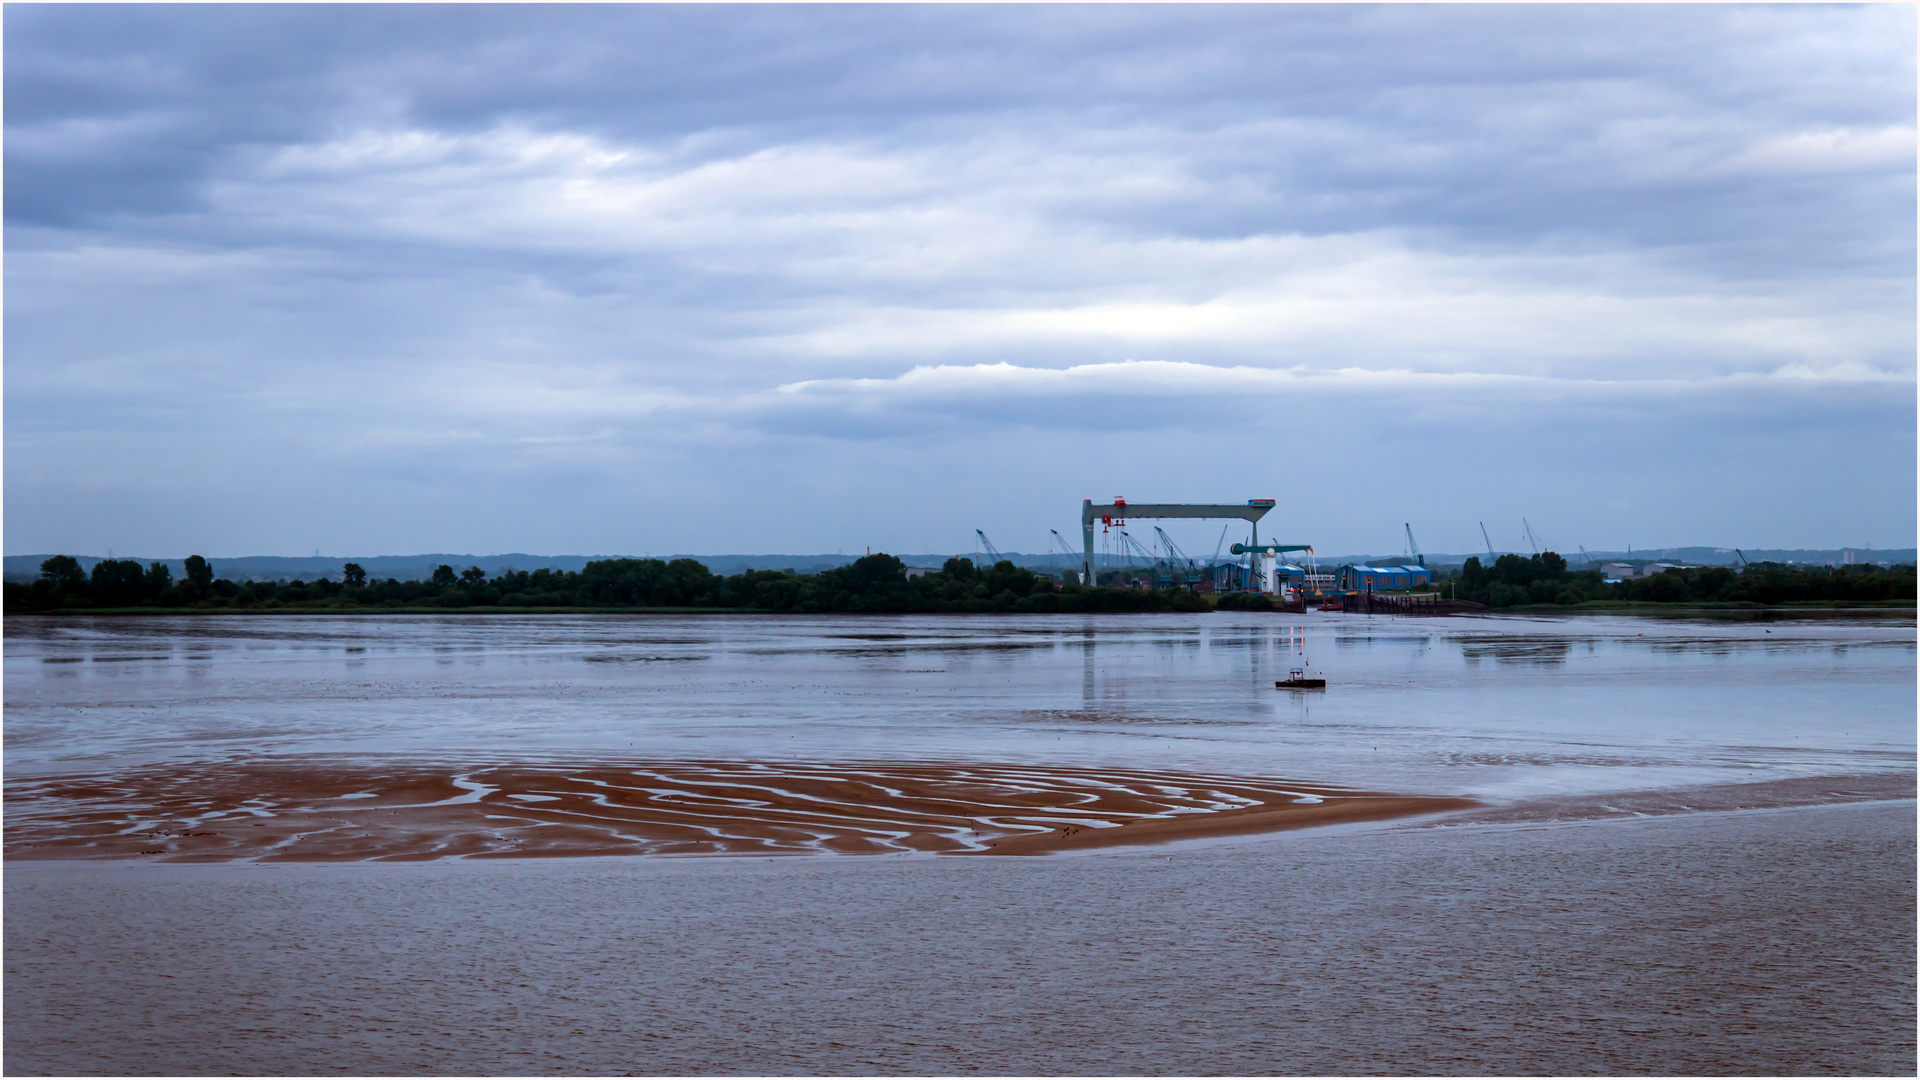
1444, 552, 1915, 607
5, 553, 1212, 614
9, 550, 1911, 614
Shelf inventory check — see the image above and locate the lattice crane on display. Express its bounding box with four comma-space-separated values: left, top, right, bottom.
975, 529, 1004, 565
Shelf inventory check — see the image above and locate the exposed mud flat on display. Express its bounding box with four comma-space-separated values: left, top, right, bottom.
4, 759, 1475, 861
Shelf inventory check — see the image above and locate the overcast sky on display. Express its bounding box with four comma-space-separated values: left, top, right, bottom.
7, 4, 1914, 560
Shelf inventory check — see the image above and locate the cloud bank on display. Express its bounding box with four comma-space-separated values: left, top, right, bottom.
6, 5, 1913, 557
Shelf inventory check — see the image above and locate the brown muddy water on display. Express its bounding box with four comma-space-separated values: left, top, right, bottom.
4, 611, 1914, 1073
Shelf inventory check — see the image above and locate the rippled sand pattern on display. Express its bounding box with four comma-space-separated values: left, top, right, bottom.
5, 760, 1473, 861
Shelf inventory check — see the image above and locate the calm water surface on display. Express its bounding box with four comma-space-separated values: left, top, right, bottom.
5, 610, 1914, 1074
5, 610, 1913, 802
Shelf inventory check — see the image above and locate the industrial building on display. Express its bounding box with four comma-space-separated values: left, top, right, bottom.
1601, 562, 1684, 582
1337, 564, 1433, 591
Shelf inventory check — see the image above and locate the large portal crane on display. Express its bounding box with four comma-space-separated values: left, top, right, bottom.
1404, 523, 1424, 567
1080, 499, 1276, 584
1522, 518, 1541, 556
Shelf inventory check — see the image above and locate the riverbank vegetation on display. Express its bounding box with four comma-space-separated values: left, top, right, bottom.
5, 553, 1211, 614
1442, 553, 1915, 608
8, 551, 1911, 615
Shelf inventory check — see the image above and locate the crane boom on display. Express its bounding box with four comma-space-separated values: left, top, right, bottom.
1404, 523, 1424, 567
975, 529, 1004, 565
1047, 529, 1080, 581
1154, 526, 1196, 570
1480, 521, 1495, 559
1049, 529, 1074, 563
1522, 518, 1540, 555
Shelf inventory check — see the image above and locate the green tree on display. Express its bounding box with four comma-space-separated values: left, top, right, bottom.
183, 555, 213, 589
459, 566, 487, 586
145, 562, 173, 594
90, 559, 148, 605
431, 564, 457, 587
39, 555, 86, 592
342, 563, 367, 586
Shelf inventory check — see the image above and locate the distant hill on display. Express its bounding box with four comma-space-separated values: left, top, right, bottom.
7, 546, 1912, 584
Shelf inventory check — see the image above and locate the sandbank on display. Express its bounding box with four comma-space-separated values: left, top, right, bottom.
5, 759, 1473, 861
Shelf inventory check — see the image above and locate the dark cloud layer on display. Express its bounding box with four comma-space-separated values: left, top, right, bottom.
12, 6, 1910, 265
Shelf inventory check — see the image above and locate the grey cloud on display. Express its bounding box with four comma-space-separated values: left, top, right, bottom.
10, 6, 1911, 276
5, 5, 1912, 556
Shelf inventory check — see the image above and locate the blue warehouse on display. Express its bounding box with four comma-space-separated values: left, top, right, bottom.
1337, 563, 1433, 591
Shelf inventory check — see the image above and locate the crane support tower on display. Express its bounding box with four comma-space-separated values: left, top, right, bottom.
1082, 498, 1279, 586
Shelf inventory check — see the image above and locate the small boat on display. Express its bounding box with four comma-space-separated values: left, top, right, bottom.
1276, 668, 1326, 690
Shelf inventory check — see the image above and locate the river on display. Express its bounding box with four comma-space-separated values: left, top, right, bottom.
5, 610, 1913, 1073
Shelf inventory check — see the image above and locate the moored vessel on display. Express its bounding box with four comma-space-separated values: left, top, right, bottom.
1276, 668, 1326, 690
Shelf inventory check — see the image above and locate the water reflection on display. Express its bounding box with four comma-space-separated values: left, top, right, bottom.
3, 612, 1911, 807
